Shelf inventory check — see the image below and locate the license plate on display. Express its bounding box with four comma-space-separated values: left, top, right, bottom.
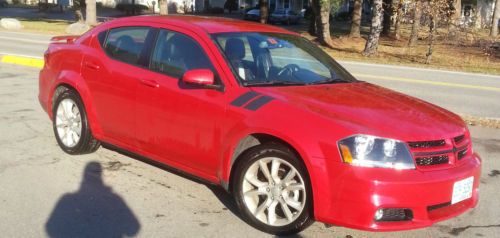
451, 176, 474, 204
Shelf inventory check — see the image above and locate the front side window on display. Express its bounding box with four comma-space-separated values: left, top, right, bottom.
213, 32, 356, 86
150, 29, 215, 79
104, 27, 150, 65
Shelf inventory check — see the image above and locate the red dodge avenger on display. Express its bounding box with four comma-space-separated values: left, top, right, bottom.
39, 16, 481, 235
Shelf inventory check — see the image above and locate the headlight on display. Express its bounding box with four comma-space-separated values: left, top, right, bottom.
338, 135, 415, 169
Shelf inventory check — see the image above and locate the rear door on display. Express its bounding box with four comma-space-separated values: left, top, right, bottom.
82, 26, 155, 147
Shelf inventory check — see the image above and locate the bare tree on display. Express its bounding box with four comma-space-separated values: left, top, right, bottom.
393, 0, 403, 40
381, 0, 392, 35
425, 15, 436, 63
74, 0, 85, 23
260, 0, 269, 23
424, 0, 450, 63
349, 0, 363, 38
363, 0, 384, 56
449, 0, 461, 37
86, 0, 97, 26
492, 0, 500, 37
159, 0, 168, 15
311, 0, 334, 47
408, 0, 422, 47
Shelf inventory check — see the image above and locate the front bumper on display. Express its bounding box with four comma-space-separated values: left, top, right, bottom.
314, 153, 481, 231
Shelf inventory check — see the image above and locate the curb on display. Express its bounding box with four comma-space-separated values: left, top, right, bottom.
0, 55, 44, 68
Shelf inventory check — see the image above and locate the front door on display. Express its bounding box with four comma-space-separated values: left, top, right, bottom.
136, 28, 227, 177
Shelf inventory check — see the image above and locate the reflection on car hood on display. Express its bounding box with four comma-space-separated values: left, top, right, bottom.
251, 82, 465, 141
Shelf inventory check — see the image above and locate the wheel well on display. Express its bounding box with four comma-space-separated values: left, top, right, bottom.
228, 133, 302, 192
52, 84, 76, 109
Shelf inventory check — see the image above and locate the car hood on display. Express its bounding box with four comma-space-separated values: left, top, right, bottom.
251, 82, 465, 141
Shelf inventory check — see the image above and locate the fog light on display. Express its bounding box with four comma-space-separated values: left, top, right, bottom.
374, 208, 413, 222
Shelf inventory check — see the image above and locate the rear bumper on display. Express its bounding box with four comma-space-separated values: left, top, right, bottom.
314, 153, 481, 231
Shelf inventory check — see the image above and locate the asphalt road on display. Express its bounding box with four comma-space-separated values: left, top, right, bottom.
1, 30, 499, 119
0, 63, 499, 237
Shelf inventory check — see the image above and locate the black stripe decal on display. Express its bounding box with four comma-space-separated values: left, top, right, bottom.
230, 91, 260, 107
244, 96, 274, 111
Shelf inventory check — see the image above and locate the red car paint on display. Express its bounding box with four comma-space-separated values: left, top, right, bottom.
39, 16, 481, 231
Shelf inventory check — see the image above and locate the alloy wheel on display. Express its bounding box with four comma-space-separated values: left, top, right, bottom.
55, 98, 82, 148
242, 157, 307, 227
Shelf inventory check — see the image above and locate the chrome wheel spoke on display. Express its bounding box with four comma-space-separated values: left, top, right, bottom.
244, 187, 267, 197
254, 198, 271, 216
282, 169, 296, 184
267, 200, 278, 225
271, 159, 281, 183
286, 183, 305, 192
245, 175, 266, 188
284, 197, 302, 210
259, 160, 273, 183
280, 200, 294, 221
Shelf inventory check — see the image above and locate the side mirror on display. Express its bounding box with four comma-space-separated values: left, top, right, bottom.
182, 69, 215, 86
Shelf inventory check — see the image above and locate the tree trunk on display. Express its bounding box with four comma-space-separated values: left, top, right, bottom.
159, 0, 168, 15
75, 10, 84, 23
363, 0, 384, 56
349, 0, 363, 38
309, 7, 317, 36
491, 0, 500, 37
393, 0, 403, 40
381, 0, 392, 35
315, 0, 333, 47
408, 0, 422, 47
85, 0, 97, 26
449, 0, 461, 38
260, 0, 269, 24
425, 16, 436, 64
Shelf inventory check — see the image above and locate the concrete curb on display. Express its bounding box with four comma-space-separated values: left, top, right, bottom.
0, 55, 44, 68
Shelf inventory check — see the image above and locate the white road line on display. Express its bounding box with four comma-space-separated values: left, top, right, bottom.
0, 52, 43, 59
0, 36, 49, 44
0, 30, 54, 37
339, 60, 500, 79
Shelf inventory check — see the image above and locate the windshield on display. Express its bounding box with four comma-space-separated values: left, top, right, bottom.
212, 32, 356, 86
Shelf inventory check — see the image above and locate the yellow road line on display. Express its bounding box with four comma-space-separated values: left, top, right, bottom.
1, 55, 44, 68
353, 73, 500, 93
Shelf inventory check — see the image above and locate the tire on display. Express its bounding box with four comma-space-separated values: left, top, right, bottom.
232, 143, 314, 235
52, 88, 100, 155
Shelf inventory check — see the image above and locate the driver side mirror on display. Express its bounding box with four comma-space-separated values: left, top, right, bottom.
182, 69, 215, 87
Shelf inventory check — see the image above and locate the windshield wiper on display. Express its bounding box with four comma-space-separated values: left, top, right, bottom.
307, 78, 348, 85
243, 80, 306, 86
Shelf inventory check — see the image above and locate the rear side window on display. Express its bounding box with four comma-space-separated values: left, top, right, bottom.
150, 29, 214, 79
104, 27, 150, 65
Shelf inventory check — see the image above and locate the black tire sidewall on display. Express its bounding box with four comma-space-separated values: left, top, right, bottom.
52, 90, 91, 154
232, 144, 314, 235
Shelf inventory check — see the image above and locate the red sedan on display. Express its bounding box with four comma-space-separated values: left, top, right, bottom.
39, 16, 481, 235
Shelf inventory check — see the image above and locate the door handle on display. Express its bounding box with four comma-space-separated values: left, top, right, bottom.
84, 61, 100, 70
140, 79, 159, 88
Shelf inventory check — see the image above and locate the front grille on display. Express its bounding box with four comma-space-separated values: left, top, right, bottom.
454, 134, 465, 144
457, 148, 468, 160
416, 155, 449, 166
408, 140, 446, 149
408, 133, 471, 169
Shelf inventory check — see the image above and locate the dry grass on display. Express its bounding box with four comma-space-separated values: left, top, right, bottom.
288, 22, 500, 75
17, 19, 70, 35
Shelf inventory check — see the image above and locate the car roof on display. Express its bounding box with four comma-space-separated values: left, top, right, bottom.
110, 15, 297, 35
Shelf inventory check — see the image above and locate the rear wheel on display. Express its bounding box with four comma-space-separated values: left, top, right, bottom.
232, 143, 313, 235
52, 89, 100, 154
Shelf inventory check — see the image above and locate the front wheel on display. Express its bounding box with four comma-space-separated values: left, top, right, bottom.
232, 143, 313, 235
52, 89, 100, 155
